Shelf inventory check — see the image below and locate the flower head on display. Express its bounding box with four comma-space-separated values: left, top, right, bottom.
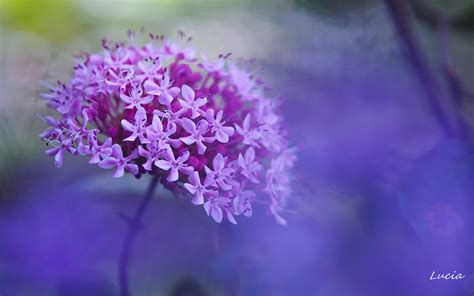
39, 31, 296, 225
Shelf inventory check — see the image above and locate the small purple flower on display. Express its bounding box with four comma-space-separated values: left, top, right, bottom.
121, 108, 150, 143
233, 189, 255, 217
163, 40, 196, 62
153, 108, 183, 127
138, 141, 164, 171
204, 153, 235, 191
235, 114, 261, 147
179, 118, 214, 155
229, 63, 258, 101
203, 195, 233, 224
104, 46, 131, 70
204, 109, 235, 143
144, 73, 180, 105
38, 114, 62, 140
105, 69, 134, 89
264, 148, 297, 225
200, 54, 224, 73
269, 202, 288, 227
178, 85, 207, 119
99, 144, 139, 178
135, 56, 162, 83
120, 83, 153, 109
155, 148, 194, 182
45, 136, 76, 168
41, 82, 82, 116
254, 99, 279, 125
238, 147, 262, 183
258, 123, 285, 153
67, 109, 98, 140
183, 171, 216, 205
147, 114, 181, 149
78, 134, 113, 164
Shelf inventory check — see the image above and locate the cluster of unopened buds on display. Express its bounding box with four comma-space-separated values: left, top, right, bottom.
39, 30, 296, 225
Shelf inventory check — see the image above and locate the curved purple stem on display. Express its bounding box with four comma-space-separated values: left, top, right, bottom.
118, 174, 160, 296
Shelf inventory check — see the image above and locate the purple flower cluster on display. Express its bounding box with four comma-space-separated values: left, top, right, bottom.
39, 31, 296, 225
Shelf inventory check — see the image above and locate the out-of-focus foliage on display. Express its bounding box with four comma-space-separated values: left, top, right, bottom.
0, 0, 89, 42
295, 0, 376, 14
451, 3, 474, 32
296, 0, 474, 32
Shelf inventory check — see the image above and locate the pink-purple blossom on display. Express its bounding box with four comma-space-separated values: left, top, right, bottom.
78, 135, 112, 164
235, 114, 261, 147
178, 85, 207, 119
204, 153, 235, 191
120, 82, 153, 109
39, 31, 296, 225
121, 107, 150, 143
184, 171, 216, 205
179, 118, 213, 155
155, 147, 194, 182
99, 144, 139, 178
143, 73, 180, 105
238, 147, 262, 184
203, 195, 234, 224
146, 114, 180, 149
204, 109, 234, 143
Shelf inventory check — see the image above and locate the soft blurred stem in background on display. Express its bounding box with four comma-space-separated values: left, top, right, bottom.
383, 0, 468, 140
118, 174, 160, 296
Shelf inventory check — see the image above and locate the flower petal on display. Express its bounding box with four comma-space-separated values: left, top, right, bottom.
197, 119, 208, 133
155, 159, 171, 170
189, 171, 201, 186
121, 119, 135, 132
245, 147, 255, 163
123, 133, 138, 142
159, 93, 173, 105
181, 84, 195, 101
203, 201, 212, 216
196, 140, 207, 154
192, 192, 204, 205
226, 211, 238, 224
140, 95, 154, 105
238, 153, 246, 169
215, 129, 229, 143
184, 183, 196, 194
210, 206, 223, 223
168, 87, 180, 97
120, 93, 133, 104
213, 153, 225, 171
144, 79, 161, 95
125, 163, 139, 175
180, 118, 196, 134
180, 135, 196, 146
113, 165, 125, 178
167, 167, 179, 182
99, 157, 117, 169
